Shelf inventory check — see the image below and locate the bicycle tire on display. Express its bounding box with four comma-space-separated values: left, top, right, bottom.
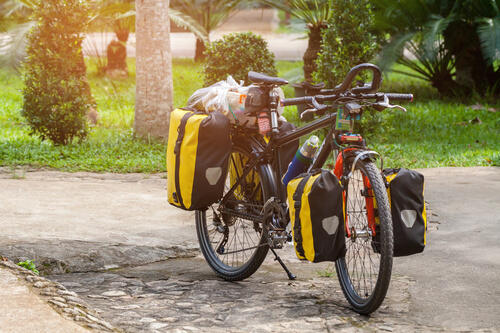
335, 160, 393, 314
196, 143, 271, 281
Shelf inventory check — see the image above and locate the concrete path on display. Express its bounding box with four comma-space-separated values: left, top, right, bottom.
0, 265, 90, 333
1, 167, 499, 331
82, 8, 307, 61
83, 32, 307, 61
395, 167, 500, 330
0, 170, 196, 274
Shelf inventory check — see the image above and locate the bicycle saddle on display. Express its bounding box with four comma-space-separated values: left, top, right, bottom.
248, 71, 288, 86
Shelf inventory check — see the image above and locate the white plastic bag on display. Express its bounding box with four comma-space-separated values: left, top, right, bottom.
187, 76, 247, 118
187, 76, 285, 128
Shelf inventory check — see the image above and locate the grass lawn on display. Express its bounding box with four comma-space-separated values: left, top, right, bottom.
1, 59, 499, 173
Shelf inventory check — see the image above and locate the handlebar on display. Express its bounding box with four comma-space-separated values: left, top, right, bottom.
281, 63, 414, 108
338, 63, 383, 94
282, 92, 414, 107
279, 63, 413, 120
384, 93, 413, 102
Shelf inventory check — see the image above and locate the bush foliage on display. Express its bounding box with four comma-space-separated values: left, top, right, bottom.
203, 32, 277, 86
22, 0, 93, 145
315, 0, 378, 88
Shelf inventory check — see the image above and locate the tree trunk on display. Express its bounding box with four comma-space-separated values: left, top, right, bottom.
303, 25, 323, 83
444, 21, 496, 95
135, 0, 173, 139
194, 37, 206, 62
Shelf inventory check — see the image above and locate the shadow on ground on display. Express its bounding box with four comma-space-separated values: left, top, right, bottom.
48, 252, 426, 333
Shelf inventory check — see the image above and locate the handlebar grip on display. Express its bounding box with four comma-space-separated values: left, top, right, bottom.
386, 93, 413, 102
281, 96, 311, 106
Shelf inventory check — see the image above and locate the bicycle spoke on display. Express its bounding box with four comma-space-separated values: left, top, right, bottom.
201, 151, 266, 270
343, 168, 381, 300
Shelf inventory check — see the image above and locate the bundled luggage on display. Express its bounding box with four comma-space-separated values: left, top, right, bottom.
166, 108, 231, 211
186, 76, 285, 128
286, 169, 346, 262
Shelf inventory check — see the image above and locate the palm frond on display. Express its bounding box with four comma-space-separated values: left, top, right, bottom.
258, 0, 331, 27
421, 14, 453, 56
169, 8, 208, 43
477, 16, 500, 64
0, 21, 34, 69
376, 32, 415, 72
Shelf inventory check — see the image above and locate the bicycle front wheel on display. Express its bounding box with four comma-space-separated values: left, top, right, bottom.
196, 144, 270, 281
335, 160, 393, 314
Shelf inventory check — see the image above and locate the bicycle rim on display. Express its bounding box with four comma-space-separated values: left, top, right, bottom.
196, 145, 269, 281
335, 160, 393, 314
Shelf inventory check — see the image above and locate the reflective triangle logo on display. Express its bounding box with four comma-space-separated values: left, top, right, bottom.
322, 216, 339, 235
401, 210, 417, 228
205, 167, 222, 186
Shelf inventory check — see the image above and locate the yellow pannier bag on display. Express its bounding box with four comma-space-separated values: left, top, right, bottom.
287, 169, 346, 263
167, 108, 231, 210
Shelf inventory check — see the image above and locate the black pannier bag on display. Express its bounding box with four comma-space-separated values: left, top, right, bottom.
167, 108, 231, 211
383, 168, 427, 256
287, 169, 346, 262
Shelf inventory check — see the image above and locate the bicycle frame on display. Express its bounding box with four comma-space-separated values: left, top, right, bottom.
224, 110, 368, 204
199, 64, 411, 314
222, 105, 385, 240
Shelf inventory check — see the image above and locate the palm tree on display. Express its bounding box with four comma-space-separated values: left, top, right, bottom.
170, 0, 242, 61
135, 0, 173, 139
260, 0, 332, 82
95, 0, 208, 74
373, 0, 500, 96
0, 0, 208, 69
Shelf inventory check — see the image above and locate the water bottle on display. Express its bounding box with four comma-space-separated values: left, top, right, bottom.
282, 135, 319, 186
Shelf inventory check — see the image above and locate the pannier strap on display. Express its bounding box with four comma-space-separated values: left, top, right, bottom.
292, 175, 311, 259
174, 111, 197, 209
174, 112, 195, 155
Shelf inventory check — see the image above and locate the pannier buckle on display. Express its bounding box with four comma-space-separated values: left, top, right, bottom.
174, 139, 182, 155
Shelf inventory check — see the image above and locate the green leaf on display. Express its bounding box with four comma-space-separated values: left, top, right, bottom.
477, 16, 500, 64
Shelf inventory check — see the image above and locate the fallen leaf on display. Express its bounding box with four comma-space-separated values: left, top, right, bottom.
468, 104, 497, 112
469, 103, 483, 110
469, 116, 482, 124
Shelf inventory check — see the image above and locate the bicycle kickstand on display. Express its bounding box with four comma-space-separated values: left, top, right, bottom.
270, 248, 296, 280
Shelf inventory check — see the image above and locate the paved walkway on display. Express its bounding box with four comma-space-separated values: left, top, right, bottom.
1, 167, 499, 332
394, 167, 500, 330
82, 8, 308, 61
83, 32, 307, 61
0, 262, 91, 333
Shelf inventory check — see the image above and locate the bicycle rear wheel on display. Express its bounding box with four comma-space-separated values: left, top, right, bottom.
335, 160, 393, 314
196, 144, 270, 281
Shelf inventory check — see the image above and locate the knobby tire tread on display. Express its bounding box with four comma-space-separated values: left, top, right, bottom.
336, 160, 393, 315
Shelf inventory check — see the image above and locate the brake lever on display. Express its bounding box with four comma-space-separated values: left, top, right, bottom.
372, 95, 407, 112
300, 109, 316, 121
300, 97, 330, 121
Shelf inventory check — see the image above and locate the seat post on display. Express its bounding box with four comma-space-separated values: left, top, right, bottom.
269, 85, 280, 135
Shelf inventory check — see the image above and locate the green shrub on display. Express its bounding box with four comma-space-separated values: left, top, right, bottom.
314, 0, 378, 88
22, 0, 93, 145
203, 32, 277, 86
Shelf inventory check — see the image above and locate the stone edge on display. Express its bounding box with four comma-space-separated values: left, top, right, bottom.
0, 258, 120, 333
